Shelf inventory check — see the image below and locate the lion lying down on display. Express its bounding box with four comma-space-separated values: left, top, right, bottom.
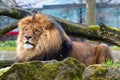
16, 13, 113, 66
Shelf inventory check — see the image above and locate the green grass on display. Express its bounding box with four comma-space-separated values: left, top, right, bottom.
0, 47, 16, 51
105, 62, 120, 66
0, 40, 16, 51
110, 46, 120, 50
0, 41, 16, 47
105, 59, 120, 66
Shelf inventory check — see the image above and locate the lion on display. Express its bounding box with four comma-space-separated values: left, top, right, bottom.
16, 13, 113, 66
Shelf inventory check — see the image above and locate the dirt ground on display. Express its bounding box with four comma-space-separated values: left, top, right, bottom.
0, 51, 119, 61
111, 50, 120, 61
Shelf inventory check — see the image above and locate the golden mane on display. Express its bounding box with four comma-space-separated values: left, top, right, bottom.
16, 13, 113, 66
16, 14, 64, 62
18, 14, 52, 29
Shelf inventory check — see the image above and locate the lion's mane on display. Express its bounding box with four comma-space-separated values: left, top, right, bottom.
16, 13, 113, 66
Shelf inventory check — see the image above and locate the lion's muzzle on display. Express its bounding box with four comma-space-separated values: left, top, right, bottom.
23, 41, 35, 49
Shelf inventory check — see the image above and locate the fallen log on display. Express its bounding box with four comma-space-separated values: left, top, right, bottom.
0, 21, 18, 38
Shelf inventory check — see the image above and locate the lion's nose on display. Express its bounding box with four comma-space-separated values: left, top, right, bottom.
25, 36, 32, 40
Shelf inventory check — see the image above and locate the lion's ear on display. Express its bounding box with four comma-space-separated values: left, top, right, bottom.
18, 16, 33, 29
18, 21, 24, 29
18, 19, 27, 30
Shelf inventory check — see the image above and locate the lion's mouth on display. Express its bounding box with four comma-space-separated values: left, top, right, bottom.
23, 41, 35, 49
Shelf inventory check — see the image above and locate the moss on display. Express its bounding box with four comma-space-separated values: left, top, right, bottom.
0, 67, 10, 75
0, 57, 85, 80
91, 66, 108, 77
84, 65, 120, 80
1, 61, 59, 80
89, 25, 120, 37
108, 26, 120, 32
57, 58, 85, 80
89, 25, 100, 32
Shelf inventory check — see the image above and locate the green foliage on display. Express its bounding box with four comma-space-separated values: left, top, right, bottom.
0, 41, 16, 47
105, 59, 120, 66
0, 40, 16, 50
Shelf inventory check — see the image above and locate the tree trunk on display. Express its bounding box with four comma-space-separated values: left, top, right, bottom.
86, 0, 96, 25
0, 7, 120, 46
0, 21, 18, 38
54, 17, 120, 46
0, 7, 31, 19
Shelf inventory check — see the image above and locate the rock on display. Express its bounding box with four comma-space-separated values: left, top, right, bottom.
83, 64, 120, 80
0, 57, 85, 80
0, 67, 10, 75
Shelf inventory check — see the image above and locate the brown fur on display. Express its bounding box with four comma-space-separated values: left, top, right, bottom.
16, 13, 113, 66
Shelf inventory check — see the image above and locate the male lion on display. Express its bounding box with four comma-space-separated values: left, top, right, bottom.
16, 13, 113, 66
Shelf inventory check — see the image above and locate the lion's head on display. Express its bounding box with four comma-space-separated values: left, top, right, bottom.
16, 13, 72, 62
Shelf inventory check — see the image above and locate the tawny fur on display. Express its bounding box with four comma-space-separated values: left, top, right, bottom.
16, 13, 113, 66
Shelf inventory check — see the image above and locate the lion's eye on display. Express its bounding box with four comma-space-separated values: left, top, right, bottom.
35, 29, 41, 35
35, 29, 40, 32
25, 28, 28, 31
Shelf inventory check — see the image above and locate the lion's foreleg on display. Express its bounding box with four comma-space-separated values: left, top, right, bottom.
93, 44, 113, 64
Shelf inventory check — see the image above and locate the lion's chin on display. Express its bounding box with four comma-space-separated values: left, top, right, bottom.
23, 42, 34, 49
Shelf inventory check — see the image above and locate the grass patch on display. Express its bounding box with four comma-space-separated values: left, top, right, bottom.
0, 40, 16, 51
0, 41, 16, 47
0, 47, 16, 51
105, 59, 120, 66
110, 46, 120, 50
105, 62, 120, 66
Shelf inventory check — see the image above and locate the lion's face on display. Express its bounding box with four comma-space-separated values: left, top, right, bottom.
17, 14, 51, 50
22, 23, 43, 49
17, 14, 62, 51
